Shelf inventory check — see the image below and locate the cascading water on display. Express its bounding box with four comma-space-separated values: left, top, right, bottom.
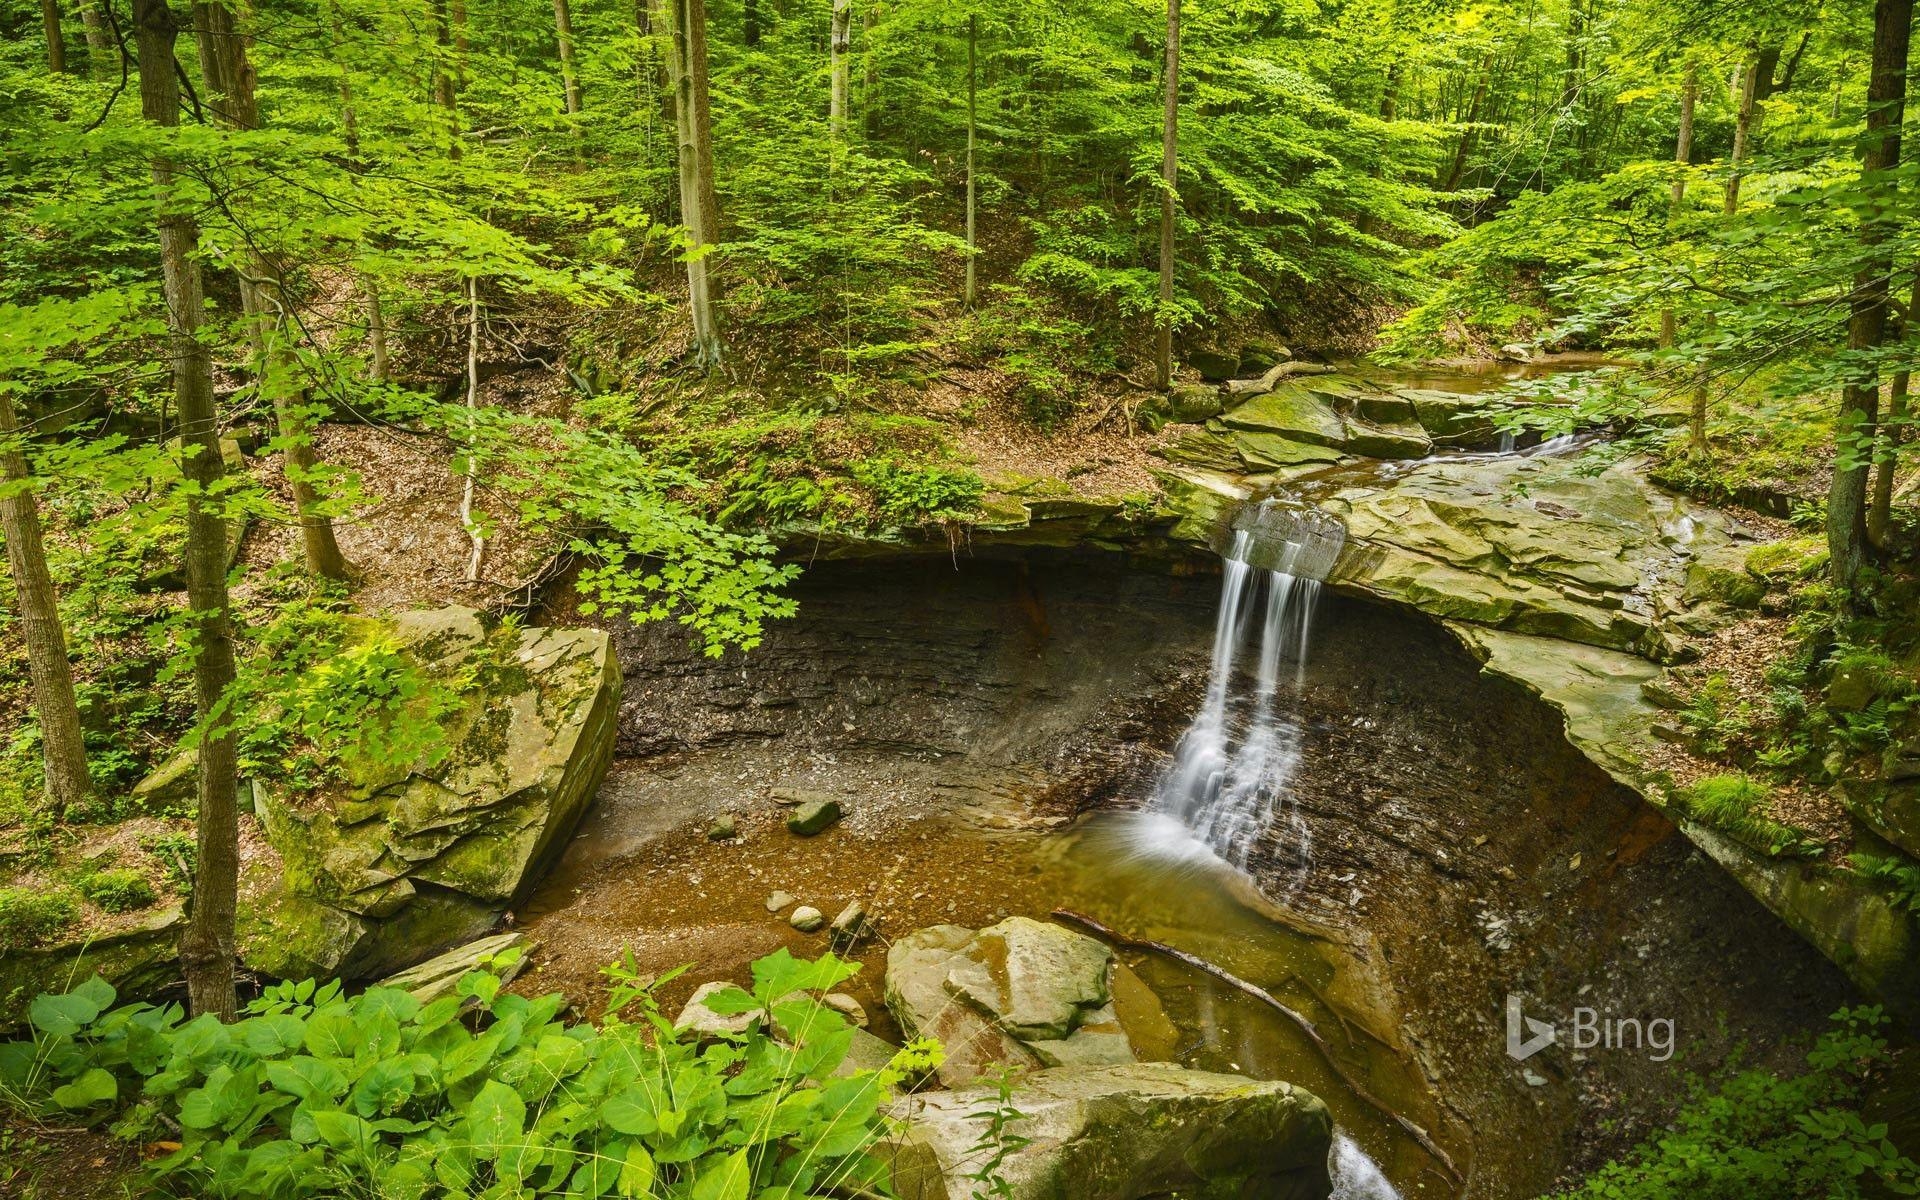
1148, 498, 1344, 877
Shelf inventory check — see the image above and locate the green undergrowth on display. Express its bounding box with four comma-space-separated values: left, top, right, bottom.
632, 404, 984, 532
0, 948, 938, 1200
1671, 774, 1824, 860
1548, 1008, 1920, 1200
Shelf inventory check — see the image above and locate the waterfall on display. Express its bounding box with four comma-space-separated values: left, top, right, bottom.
1149, 499, 1342, 875
1330, 1134, 1403, 1199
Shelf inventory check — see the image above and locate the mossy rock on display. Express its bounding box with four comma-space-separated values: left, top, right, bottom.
1168, 384, 1224, 424
1746, 537, 1828, 580
235, 609, 621, 983
1219, 385, 1347, 447
0, 903, 183, 1028
1684, 548, 1767, 610
1341, 418, 1432, 460
1230, 431, 1344, 471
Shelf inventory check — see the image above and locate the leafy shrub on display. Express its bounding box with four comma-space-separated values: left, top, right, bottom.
0, 949, 937, 1200
1676, 775, 1824, 859
1852, 853, 1920, 914
0, 887, 79, 947
1547, 1008, 1920, 1200
74, 868, 157, 914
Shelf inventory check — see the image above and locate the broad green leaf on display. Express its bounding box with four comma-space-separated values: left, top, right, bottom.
690, 1149, 752, 1200
466, 1079, 527, 1160
50, 1067, 118, 1109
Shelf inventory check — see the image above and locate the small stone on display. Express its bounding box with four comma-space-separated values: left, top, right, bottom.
766, 890, 795, 913
1523, 1069, 1549, 1087
707, 814, 737, 841
790, 905, 826, 933
823, 992, 869, 1027
787, 797, 843, 836
1567, 853, 1582, 871
830, 900, 873, 943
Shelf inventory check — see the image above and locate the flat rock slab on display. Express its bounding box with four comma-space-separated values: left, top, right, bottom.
886, 1063, 1334, 1200
1220, 386, 1348, 447
375, 931, 532, 1002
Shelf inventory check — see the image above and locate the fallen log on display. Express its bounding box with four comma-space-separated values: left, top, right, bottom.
1223, 360, 1337, 398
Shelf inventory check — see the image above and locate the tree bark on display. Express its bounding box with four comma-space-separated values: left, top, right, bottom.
1153, 0, 1179, 392
0, 394, 91, 817
461, 276, 485, 582
193, 1, 238, 105
1724, 50, 1763, 214
553, 0, 583, 115
42, 0, 68, 72
134, 0, 239, 1024
199, 6, 352, 582
1829, 0, 1911, 596
80, 0, 112, 75
1440, 55, 1492, 192
743, 0, 759, 46
664, 0, 722, 365
964, 11, 976, 308
1869, 268, 1919, 547
1661, 62, 1695, 352
829, 0, 850, 140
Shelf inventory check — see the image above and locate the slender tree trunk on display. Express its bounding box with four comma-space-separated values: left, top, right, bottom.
134, 0, 239, 1024
665, 0, 722, 365
1829, 0, 1911, 596
1661, 62, 1696, 352
743, 0, 759, 46
1724, 51, 1762, 214
0, 395, 91, 816
1153, 0, 1179, 392
829, 0, 850, 140
1869, 268, 1919, 547
964, 11, 976, 308
553, 0, 583, 115
41, 0, 67, 72
430, 0, 461, 158
79, 0, 110, 74
461, 276, 485, 581
366, 282, 389, 382
199, 8, 351, 582
193, 1, 236, 104
1441, 56, 1492, 192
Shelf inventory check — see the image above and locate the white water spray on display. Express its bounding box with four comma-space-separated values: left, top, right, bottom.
1329, 1134, 1403, 1199
1148, 500, 1342, 876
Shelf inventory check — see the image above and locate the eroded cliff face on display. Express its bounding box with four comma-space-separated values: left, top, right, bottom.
544, 550, 1854, 1198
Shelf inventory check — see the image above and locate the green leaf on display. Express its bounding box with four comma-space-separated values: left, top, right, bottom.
351, 1055, 417, 1116
691, 1149, 752, 1200
50, 1067, 118, 1109
465, 1079, 527, 1160
29, 990, 104, 1037
600, 1088, 661, 1136
311, 1108, 379, 1156
616, 1143, 656, 1197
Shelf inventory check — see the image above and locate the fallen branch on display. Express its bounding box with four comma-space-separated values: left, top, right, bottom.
1051, 908, 1463, 1188
1223, 360, 1337, 398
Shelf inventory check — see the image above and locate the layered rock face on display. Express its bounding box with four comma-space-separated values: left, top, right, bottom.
238, 607, 621, 980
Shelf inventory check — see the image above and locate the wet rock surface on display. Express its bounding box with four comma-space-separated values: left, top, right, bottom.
885, 1063, 1334, 1200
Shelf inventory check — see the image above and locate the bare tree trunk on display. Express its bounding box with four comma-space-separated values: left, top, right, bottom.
41, 1, 68, 72
553, 0, 583, 115
0, 394, 91, 817
1153, 0, 1179, 392
829, 0, 850, 140
1724, 51, 1762, 214
743, 0, 759, 46
199, 7, 352, 582
193, 1, 237, 103
1829, 0, 1911, 597
365, 281, 389, 382
79, 0, 110, 74
135, 0, 238, 1024
963, 12, 976, 308
430, 0, 461, 158
1441, 55, 1492, 192
665, 0, 722, 365
461, 276, 485, 581
1661, 62, 1696, 351
1869, 267, 1918, 547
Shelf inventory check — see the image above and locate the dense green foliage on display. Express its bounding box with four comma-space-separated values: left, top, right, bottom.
1547, 1009, 1920, 1200
0, 949, 935, 1200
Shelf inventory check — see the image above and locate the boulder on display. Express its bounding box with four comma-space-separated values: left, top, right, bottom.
1186, 348, 1240, 382
676, 981, 761, 1037
831, 900, 874, 943
1220, 386, 1347, 448
1169, 384, 1225, 424
235, 609, 621, 981
1158, 428, 1245, 473
1229, 431, 1345, 471
787, 796, 844, 836
886, 1063, 1334, 1200
886, 919, 1136, 1085
0, 903, 183, 1028
1340, 418, 1432, 460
